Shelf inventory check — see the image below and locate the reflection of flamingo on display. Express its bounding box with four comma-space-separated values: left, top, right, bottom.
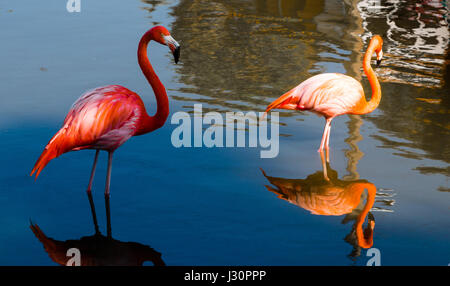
261, 161, 376, 250
30, 191, 165, 266
30, 223, 165, 266
30, 26, 180, 198
264, 35, 383, 157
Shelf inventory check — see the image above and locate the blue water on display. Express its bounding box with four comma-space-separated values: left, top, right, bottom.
0, 0, 449, 265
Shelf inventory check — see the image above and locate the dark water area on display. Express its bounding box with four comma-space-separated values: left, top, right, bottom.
0, 0, 448, 265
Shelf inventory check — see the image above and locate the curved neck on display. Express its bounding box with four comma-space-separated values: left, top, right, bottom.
354, 183, 376, 248
135, 30, 169, 135
360, 43, 381, 114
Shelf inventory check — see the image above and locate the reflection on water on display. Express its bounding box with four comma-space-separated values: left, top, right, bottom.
31, 192, 165, 266
141, 0, 171, 24
30, 223, 165, 266
169, 0, 366, 113
261, 162, 394, 258
356, 0, 450, 175
358, 0, 449, 88
163, 0, 450, 179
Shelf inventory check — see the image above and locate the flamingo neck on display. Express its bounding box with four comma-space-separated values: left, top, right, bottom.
135, 30, 169, 135
355, 183, 376, 248
360, 43, 382, 114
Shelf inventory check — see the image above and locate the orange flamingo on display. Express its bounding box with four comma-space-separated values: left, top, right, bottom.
30, 26, 180, 198
264, 35, 383, 157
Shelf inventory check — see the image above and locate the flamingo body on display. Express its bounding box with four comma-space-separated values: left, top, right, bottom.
30, 86, 144, 178
66, 85, 143, 151
267, 73, 365, 118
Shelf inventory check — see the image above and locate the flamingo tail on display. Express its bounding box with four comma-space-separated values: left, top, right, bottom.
30, 222, 68, 265
30, 223, 57, 251
30, 131, 68, 179
263, 88, 297, 118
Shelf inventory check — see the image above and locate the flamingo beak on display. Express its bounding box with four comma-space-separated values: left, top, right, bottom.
164, 35, 180, 64
368, 212, 375, 229
173, 46, 180, 64
376, 50, 383, 67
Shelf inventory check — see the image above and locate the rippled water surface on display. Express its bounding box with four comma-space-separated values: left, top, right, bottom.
0, 0, 449, 265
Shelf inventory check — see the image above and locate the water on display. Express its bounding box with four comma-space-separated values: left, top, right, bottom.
0, 0, 449, 265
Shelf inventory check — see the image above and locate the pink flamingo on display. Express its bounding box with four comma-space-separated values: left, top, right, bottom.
265, 35, 384, 159
30, 26, 180, 198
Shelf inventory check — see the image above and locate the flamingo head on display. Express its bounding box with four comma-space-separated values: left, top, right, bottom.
367, 212, 376, 231
371, 35, 384, 67
358, 212, 375, 248
151, 26, 180, 64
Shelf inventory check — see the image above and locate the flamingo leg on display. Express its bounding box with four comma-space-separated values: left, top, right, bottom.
324, 120, 332, 162
105, 193, 112, 239
86, 150, 100, 193
87, 191, 100, 235
86, 150, 100, 234
105, 151, 113, 196
105, 151, 113, 239
318, 118, 332, 152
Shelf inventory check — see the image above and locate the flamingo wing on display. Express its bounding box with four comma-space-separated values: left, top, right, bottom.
31, 85, 143, 178
265, 73, 365, 118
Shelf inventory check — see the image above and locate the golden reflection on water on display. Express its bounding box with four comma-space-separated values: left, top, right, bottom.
261, 161, 395, 257
168, 0, 368, 113
358, 0, 449, 88
143, 0, 450, 175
